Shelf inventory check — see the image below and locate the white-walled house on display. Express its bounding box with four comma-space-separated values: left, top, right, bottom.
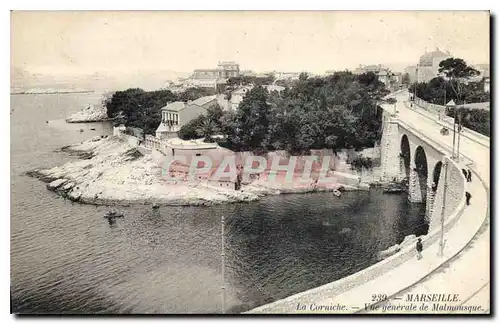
155, 95, 217, 139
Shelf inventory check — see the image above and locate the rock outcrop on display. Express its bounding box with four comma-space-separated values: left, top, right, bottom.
28, 136, 366, 207
66, 104, 108, 123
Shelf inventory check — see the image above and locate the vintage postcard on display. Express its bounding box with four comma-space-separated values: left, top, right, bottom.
10, 10, 490, 314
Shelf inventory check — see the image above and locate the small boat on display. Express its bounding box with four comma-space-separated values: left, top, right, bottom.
90, 128, 96, 131
104, 211, 124, 219
333, 189, 342, 197
79, 129, 84, 133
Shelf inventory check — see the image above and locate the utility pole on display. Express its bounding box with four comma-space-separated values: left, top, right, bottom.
452, 105, 457, 160
221, 214, 226, 314
438, 159, 449, 257
456, 103, 463, 162
414, 65, 419, 101
444, 82, 447, 107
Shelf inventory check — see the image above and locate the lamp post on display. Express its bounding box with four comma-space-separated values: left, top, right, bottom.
456, 103, 463, 162
438, 159, 449, 257
446, 100, 457, 160
414, 64, 419, 102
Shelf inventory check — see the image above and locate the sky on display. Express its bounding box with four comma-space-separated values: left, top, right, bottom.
11, 11, 490, 75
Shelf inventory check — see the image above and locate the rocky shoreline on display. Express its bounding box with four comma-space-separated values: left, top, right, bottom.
26, 136, 365, 207
66, 104, 109, 123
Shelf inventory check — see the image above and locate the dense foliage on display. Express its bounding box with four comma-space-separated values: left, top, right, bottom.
446, 107, 490, 136
350, 156, 374, 171
411, 77, 489, 106
182, 71, 389, 154
226, 75, 275, 88
104, 87, 215, 136
106, 71, 390, 152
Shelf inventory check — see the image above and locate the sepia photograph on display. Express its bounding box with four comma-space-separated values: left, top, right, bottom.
9, 10, 490, 315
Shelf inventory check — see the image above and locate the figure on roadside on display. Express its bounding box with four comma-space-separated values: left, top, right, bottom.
416, 238, 423, 260
466, 191, 472, 206
462, 169, 468, 181
467, 169, 472, 182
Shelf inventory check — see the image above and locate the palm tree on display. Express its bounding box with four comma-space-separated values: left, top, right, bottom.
196, 116, 220, 142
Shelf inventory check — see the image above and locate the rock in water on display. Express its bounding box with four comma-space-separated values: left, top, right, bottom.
47, 179, 68, 191
377, 244, 401, 261
66, 104, 108, 123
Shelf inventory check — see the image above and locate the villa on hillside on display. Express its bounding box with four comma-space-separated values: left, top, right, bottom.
187, 61, 241, 90
155, 95, 217, 139
404, 48, 452, 83
353, 64, 403, 87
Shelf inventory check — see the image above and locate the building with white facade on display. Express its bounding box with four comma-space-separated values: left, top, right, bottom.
217, 61, 240, 78
155, 95, 217, 139
353, 64, 399, 87
187, 62, 241, 89
405, 48, 452, 83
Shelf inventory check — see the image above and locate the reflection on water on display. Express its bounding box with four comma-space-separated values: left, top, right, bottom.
11, 93, 427, 314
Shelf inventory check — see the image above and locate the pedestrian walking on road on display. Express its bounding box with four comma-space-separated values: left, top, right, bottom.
465, 191, 472, 206
462, 169, 468, 181
416, 238, 423, 260
467, 169, 472, 182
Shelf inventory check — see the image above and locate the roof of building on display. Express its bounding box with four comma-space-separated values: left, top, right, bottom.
194, 69, 218, 72
363, 65, 382, 72
190, 95, 217, 107
192, 70, 219, 80
161, 101, 186, 112
232, 85, 253, 95
165, 137, 219, 149
377, 69, 388, 76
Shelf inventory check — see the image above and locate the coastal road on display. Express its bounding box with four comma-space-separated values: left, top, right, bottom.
362, 90, 491, 313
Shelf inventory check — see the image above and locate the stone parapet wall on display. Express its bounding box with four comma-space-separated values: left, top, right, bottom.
429, 156, 466, 232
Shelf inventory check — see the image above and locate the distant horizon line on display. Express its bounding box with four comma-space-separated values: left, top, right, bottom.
12, 58, 489, 78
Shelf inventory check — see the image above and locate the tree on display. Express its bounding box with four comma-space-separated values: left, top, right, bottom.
438, 58, 480, 104
177, 87, 216, 102
178, 116, 205, 140
177, 104, 224, 142
224, 86, 272, 152
104, 88, 178, 135
104, 86, 220, 136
